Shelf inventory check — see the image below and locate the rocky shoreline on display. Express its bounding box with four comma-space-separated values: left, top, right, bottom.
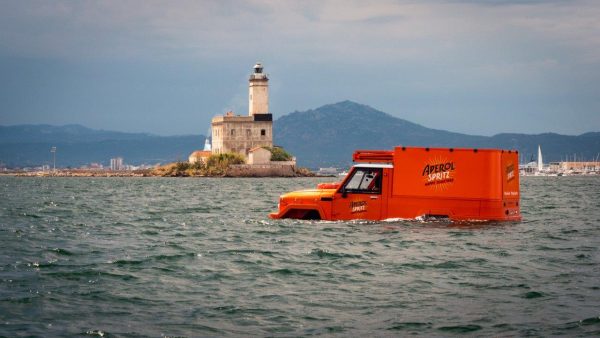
8, 166, 316, 178
11, 170, 152, 177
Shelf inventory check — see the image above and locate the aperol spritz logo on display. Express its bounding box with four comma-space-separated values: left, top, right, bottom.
350, 200, 367, 213
422, 157, 455, 190
506, 163, 515, 182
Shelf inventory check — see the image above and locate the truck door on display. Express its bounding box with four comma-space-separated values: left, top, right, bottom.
333, 167, 383, 220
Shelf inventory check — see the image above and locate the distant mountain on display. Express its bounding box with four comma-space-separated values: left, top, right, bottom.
0, 125, 204, 167
2, 101, 599, 168
0, 124, 153, 143
274, 101, 600, 168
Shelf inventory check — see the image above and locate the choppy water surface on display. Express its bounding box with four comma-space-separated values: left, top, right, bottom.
1, 176, 599, 337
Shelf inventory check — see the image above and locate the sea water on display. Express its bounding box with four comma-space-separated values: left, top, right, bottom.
0, 176, 599, 336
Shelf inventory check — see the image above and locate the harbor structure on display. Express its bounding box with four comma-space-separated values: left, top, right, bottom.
211, 63, 273, 157
520, 145, 600, 176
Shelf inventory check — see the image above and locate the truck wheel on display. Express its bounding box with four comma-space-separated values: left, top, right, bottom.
283, 209, 321, 220
302, 210, 321, 220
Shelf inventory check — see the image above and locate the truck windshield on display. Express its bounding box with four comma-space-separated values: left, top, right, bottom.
343, 168, 382, 193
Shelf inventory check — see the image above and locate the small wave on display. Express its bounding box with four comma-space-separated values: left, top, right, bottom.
303, 326, 346, 334
561, 229, 579, 234
579, 316, 600, 326
400, 262, 427, 270
212, 305, 270, 316
45, 270, 138, 281
494, 250, 511, 257
153, 252, 196, 261
84, 330, 106, 337
113, 259, 144, 266
433, 261, 463, 269
52, 248, 74, 256
21, 212, 42, 219
449, 231, 475, 238
522, 291, 544, 299
151, 266, 176, 273
382, 217, 414, 223
216, 249, 277, 257
387, 322, 433, 331
310, 248, 362, 259
535, 245, 574, 251
203, 272, 233, 281
32, 261, 57, 268
301, 315, 329, 322
268, 268, 317, 277
560, 316, 600, 331
112, 253, 196, 266
437, 324, 482, 333
5, 296, 38, 304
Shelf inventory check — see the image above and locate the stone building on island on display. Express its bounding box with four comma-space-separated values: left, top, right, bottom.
211, 63, 273, 157
248, 146, 272, 165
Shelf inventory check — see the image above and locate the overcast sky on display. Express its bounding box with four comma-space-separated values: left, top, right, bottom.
1, 0, 599, 136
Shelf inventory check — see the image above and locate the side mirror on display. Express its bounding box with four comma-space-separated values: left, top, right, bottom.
341, 188, 348, 198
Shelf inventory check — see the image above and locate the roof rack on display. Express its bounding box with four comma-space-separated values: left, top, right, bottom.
353, 150, 394, 163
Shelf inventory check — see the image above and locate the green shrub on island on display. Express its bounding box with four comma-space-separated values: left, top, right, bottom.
264, 146, 293, 161
206, 153, 245, 168
152, 152, 245, 176
151, 151, 309, 177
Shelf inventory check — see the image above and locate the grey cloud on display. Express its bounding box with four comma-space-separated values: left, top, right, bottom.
443, 0, 577, 5
0, 0, 599, 135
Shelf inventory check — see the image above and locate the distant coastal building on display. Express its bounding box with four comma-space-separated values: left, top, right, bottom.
211, 63, 273, 157
110, 157, 123, 171
317, 167, 340, 176
554, 161, 600, 172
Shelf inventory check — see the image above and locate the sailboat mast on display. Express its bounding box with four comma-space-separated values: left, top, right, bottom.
537, 145, 543, 171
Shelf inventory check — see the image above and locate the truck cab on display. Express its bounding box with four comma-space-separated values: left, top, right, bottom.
268, 163, 391, 221
330, 164, 391, 220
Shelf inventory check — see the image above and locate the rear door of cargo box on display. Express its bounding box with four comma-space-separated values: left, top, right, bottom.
501, 151, 520, 201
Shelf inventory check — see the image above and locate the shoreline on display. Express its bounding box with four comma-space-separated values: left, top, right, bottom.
4, 169, 326, 178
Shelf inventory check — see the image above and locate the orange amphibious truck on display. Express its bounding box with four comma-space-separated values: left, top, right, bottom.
269, 146, 521, 222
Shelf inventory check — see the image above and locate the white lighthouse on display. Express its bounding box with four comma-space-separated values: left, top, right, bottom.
248, 63, 269, 116
210, 63, 273, 156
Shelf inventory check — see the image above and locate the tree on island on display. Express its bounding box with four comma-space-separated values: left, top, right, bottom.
264, 146, 293, 161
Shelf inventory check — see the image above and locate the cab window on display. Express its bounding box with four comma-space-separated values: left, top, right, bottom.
342, 168, 382, 194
